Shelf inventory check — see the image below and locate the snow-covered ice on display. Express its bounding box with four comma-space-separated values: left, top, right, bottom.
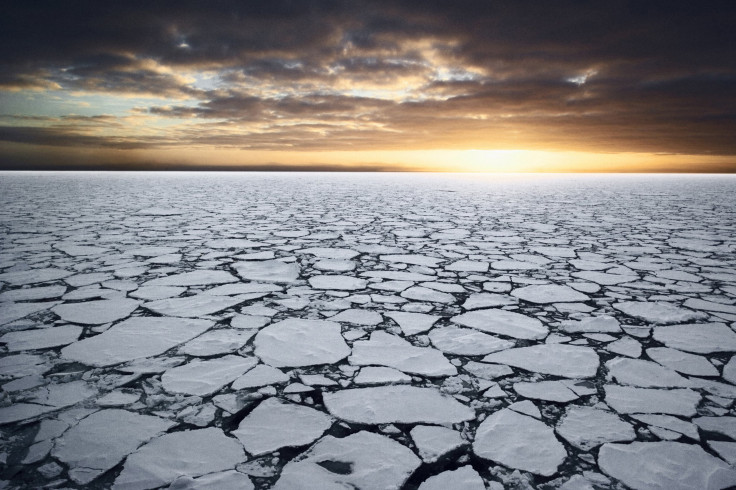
113, 428, 245, 489
161, 355, 258, 396
273, 431, 420, 490
52, 409, 175, 484
254, 318, 350, 367
451, 308, 548, 339
323, 385, 475, 425
474, 408, 567, 476
410, 425, 466, 463
598, 442, 736, 490
52, 298, 139, 325
348, 331, 456, 377
61, 317, 212, 366
2, 172, 736, 489
482, 344, 600, 378
232, 397, 332, 455
556, 406, 636, 450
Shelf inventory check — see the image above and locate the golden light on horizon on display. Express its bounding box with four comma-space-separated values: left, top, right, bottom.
1, 3, 734, 172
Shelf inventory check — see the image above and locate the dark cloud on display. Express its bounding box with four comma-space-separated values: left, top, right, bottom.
1, 1, 735, 164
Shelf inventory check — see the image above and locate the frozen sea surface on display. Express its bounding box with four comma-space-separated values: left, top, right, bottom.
1, 171, 736, 489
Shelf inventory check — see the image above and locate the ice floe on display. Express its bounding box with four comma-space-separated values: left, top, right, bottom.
556, 406, 636, 450
482, 344, 600, 378
511, 284, 589, 303
273, 431, 420, 490
113, 428, 245, 489
62, 317, 212, 366
52, 298, 139, 324
604, 385, 701, 416
349, 331, 456, 377
474, 408, 567, 476
233, 260, 300, 283
451, 308, 548, 340
418, 465, 485, 490
652, 323, 736, 354
232, 398, 332, 455
52, 409, 175, 484
598, 441, 736, 490
161, 355, 257, 396
613, 301, 708, 324
2, 325, 82, 352
323, 385, 474, 425
255, 318, 350, 367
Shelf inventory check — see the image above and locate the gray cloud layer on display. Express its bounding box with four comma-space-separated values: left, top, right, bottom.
1, 1, 735, 164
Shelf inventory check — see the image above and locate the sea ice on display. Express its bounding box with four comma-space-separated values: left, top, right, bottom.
381, 254, 444, 267
129, 285, 185, 300
161, 355, 258, 396
613, 301, 708, 324
559, 315, 621, 334
169, 471, 254, 490
693, 416, 736, 440
631, 414, 700, 440
272, 431, 420, 490
474, 408, 567, 476
205, 238, 263, 249
300, 247, 360, 259
429, 326, 514, 355
1, 325, 82, 352
234, 260, 300, 283
231, 364, 290, 389
354, 366, 411, 385
329, 308, 383, 325
179, 329, 254, 357
113, 428, 245, 490
143, 294, 246, 317
52, 298, 139, 325
604, 385, 700, 416
61, 317, 212, 366
511, 284, 589, 303
410, 425, 466, 463
52, 409, 175, 484
0, 301, 60, 326
323, 385, 474, 425
0, 268, 72, 285
349, 331, 456, 377
309, 275, 367, 290
606, 358, 692, 388
646, 347, 719, 376
451, 308, 548, 340
232, 398, 332, 455
254, 318, 350, 367
143, 270, 239, 287
652, 323, 736, 354
556, 406, 636, 450
384, 311, 440, 336
401, 286, 455, 303
513, 381, 582, 403
0, 285, 66, 302
482, 344, 600, 378
598, 441, 736, 490
445, 260, 488, 272
418, 466, 485, 490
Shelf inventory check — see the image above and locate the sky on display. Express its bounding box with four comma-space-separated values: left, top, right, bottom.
1, 1, 735, 172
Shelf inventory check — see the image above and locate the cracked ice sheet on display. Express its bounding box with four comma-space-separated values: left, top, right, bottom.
323, 385, 475, 425
2, 173, 736, 489
232, 398, 332, 456
113, 428, 245, 490
61, 317, 213, 366
52, 409, 175, 484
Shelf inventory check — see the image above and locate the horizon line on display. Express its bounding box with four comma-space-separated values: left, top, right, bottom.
2, 162, 736, 174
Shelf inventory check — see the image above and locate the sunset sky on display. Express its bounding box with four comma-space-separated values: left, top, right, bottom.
1, 1, 735, 172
